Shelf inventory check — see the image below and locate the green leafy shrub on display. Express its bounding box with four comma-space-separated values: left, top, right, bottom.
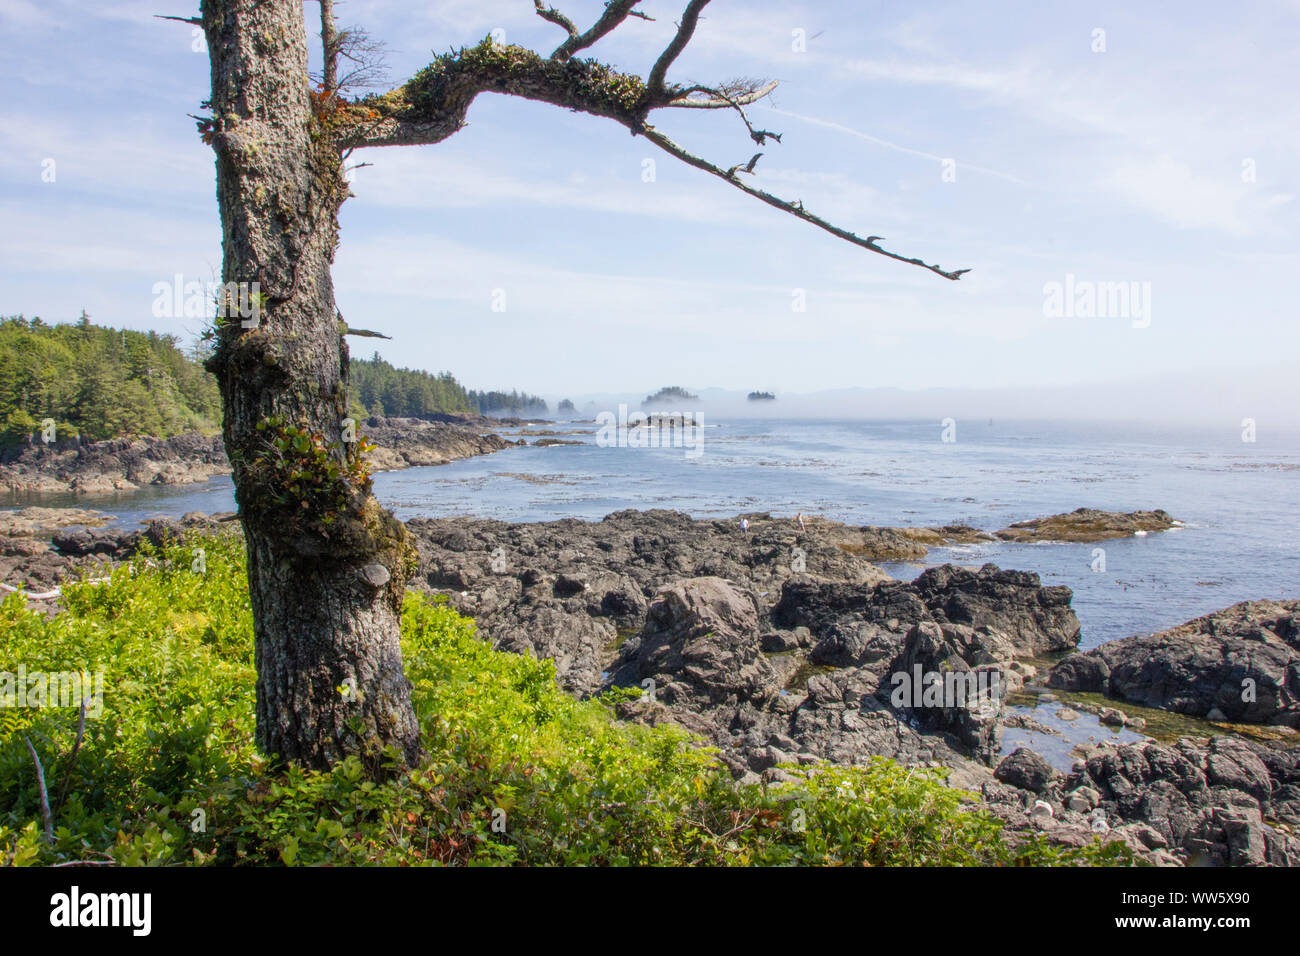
0, 532, 1133, 867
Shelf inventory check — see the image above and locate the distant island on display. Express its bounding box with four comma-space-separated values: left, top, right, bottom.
642, 386, 699, 407
747, 391, 776, 401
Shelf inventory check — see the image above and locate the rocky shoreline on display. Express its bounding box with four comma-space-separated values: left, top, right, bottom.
0, 414, 525, 496
2, 504, 1296, 865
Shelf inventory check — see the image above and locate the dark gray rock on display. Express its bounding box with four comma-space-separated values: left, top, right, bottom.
1067, 738, 1300, 866
633, 577, 777, 707
995, 747, 1058, 792
1049, 600, 1300, 726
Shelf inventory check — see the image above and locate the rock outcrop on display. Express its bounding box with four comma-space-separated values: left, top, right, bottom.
359, 417, 511, 470
406, 510, 997, 692
985, 736, 1300, 866
0, 416, 514, 495
0, 512, 229, 592
0, 432, 229, 495
1049, 599, 1299, 727
0, 507, 112, 536
995, 508, 1177, 543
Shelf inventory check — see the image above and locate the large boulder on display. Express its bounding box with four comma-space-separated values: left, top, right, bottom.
1049, 600, 1300, 726
912, 564, 1080, 656
633, 577, 777, 707
895, 620, 1006, 762
490, 604, 613, 695
774, 563, 1080, 665
995, 747, 1058, 793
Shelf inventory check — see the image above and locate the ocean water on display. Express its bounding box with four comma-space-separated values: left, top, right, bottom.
25, 417, 1297, 653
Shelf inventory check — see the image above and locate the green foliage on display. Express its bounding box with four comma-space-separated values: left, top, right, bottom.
349, 353, 547, 417
466, 387, 548, 416
250, 417, 374, 526
0, 317, 547, 446
349, 352, 473, 418
0, 533, 1134, 867
0, 314, 220, 446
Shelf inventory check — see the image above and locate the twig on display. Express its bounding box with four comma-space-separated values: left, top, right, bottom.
54, 700, 87, 816
533, 1, 578, 40
639, 124, 969, 280
50, 859, 117, 867
23, 737, 54, 844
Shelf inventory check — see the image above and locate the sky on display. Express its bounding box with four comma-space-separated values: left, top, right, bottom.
0, 0, 1297, 421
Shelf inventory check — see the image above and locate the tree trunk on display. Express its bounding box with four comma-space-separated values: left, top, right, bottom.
200, 0, 420, 771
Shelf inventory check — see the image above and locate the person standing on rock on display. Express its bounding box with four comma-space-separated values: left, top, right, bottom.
740, 517, 750, 533
796, 513, 806, 533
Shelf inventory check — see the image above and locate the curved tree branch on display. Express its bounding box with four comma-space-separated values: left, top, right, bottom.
331, 0, 968, 281
549, 0, 646, 61
533, 1, 579, 42
637, 123, 969, 280
647, 0, 709, 93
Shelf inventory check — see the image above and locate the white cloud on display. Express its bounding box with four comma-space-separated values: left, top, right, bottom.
1107, 156, 1289, 236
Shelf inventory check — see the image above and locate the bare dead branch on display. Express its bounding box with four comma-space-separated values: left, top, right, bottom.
320, 0, 340, 93
154, 14, 201, 26
23, 737, 53, 844
663, 79, 778, 111
672, 82, 781, 144
54, 700, 87, 817
640, 123, 968, 280
550, 0, 645, 61
647, 0, 709, 93
533, 1, 578, 40
726, 152, 762, 177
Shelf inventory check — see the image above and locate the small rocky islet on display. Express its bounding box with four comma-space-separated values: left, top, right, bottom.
2, 500, 1296, 866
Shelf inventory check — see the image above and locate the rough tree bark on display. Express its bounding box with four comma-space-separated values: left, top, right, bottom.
201, 0, 418, 771
195, 0, 965, 773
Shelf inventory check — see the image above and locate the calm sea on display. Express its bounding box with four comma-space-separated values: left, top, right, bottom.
26, 417, 1297, 650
